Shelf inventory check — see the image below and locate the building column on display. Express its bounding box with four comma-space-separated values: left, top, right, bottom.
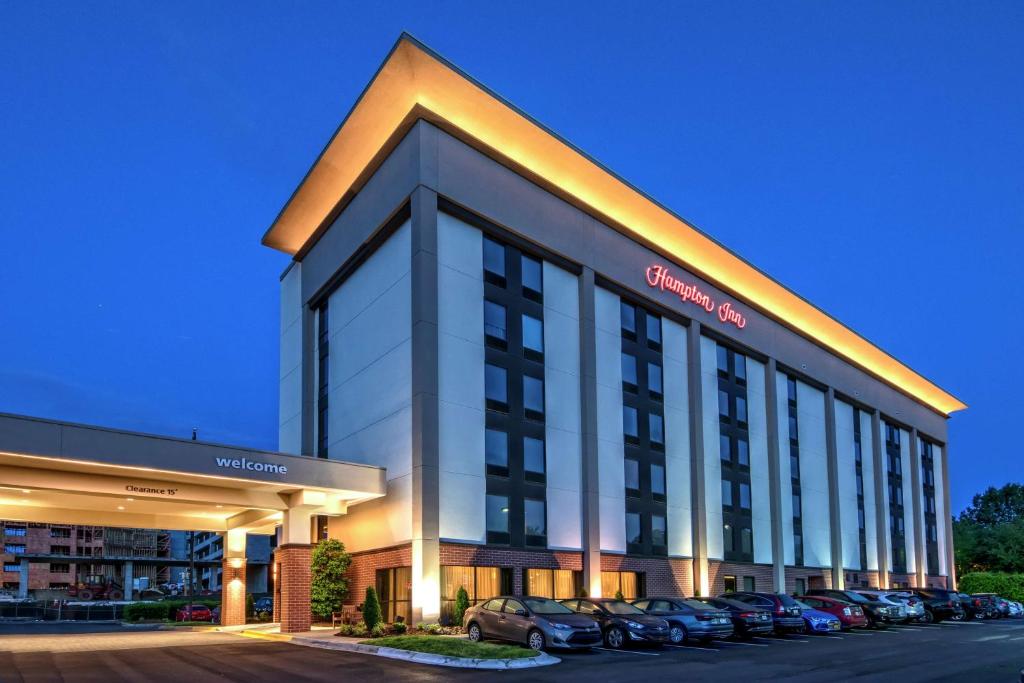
410, 185, 441, 623
220, 529, 248, 627
276, 507, 314, 633
871, 410, 891, 588
764, 359, 786, 593
940, 446, 956, 589
824, 388, 845, 590
908, 429, 927, 587
18, 558, 29, 599
686, 321, 709, 596
123, 561, 134, 601
578, 266, 602, 598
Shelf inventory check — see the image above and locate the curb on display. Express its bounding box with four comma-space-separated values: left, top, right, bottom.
238, 629, 559, 669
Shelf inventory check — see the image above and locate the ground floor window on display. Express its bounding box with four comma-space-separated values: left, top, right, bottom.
375, 567, 411, 625
48, 582, 69, 590
743, 576, 756, 591
525, 568, 581, 599
440, 565, 514, 624
723, 575, 737, 593
601, 571, 642, 600
794, 577, 806, 595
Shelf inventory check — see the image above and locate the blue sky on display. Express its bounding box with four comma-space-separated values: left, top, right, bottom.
1, 2, 1021, 514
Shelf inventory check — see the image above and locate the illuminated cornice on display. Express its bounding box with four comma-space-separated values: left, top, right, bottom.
262, 34, 966, 417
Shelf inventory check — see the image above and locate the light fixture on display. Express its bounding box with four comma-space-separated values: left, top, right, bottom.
501, 507, 509, 513
21, 489, 30, 494
216, 505, 223, 509
126, 498, 134, 502
117, 505, 125, 510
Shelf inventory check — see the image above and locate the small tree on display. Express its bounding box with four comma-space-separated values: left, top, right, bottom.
245, 593, 255, 621
310, 539, 352, 621
453, 585, 470, 627
363, 586, 383, 630
614, 590, 624, 601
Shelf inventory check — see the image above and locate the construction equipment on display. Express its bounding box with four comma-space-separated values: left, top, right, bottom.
67, 574, 124, 601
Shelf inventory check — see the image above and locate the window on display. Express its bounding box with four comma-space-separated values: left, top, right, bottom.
3, 563, 20, 572
485, 428, 509, 475
649, 413, 664, 447
526, 568, 580, 600
486, 495, 509, 535
735, 354, 746, 382
788, 378, 797, 402
718, 390, 730, 418
49, 527, 71, 538
521, 314, 543, 358
49, 546, 70, 556
723, 524, 734, 552
524, 498, 546, 542
794, 534, 804, 565
651, 515, 667, 548
523, 436, 545, 480
441, 566, 513, 621
521, 254, 543, 300
736, 397, 747, 424
624, 459, 640, 495
794, 578, 807, 595
743, 576, 756, 592
740, 527, 753, 555
5, 544, 25, 554
648, 362, 662, 398
723, 575, 737, 593
4, 527, 26, 537
721, 480, 733, 506
523, 375, 544, 419
49, 563, 69, 574
720, 434, 732, 462
317, 304, 330, 458
601, 571, 641, 600
621, 353, 638, 391
651, 464, 666, 500
483, 237, 506, 284
484, 300, 507, 344
623, 406, 639, 443
737, 438, 749, 466
646, 314, 661, 349
792, 493, 802, 517
503, 598, 526, 614
739, 483, 751, 510
626, 512, 642, 545
376, 566, 413, 624
485, 364, 508, 410
620, 302, 636, 339
717, 345, 729, 374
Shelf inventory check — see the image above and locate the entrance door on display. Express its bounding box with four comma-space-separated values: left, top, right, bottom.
375, 567, 412, 624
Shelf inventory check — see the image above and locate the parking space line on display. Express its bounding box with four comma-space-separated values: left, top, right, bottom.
662, 644, 719, 652
592, 647, 661, 656
974, 634, 1010, 642
718, 640, 769, 647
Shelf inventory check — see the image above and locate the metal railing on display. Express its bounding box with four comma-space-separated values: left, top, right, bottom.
0, 601, 127, 621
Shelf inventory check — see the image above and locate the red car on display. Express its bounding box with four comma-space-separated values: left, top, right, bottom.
796, 595, 868, 630
175, 604, 214, 622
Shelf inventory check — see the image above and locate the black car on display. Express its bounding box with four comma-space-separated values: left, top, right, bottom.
805, 589, 894, 629
632, 597, 734, 644
909, 588, 963, 623
959, 593, 996, 620
254, 597, 273, 620
722, 592, 805, 634
695, 596, 775, 638
972, 593, 1010, 618
560, 598, 670, 648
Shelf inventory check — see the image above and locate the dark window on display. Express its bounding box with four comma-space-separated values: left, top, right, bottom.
740, 528, 753, 555
723, 524, 734, 553
651, 463, 666, 500
737, 438, 749, 466
718, 390, 730, 418
720, 434, 732, 462
623, 406, 639, 443
793, 493, 802, 517
649, 413, 664, 448
486, 495, 509, 534
523, 436, 545, 481
648, 362, 663, 398
484, 300, 507, 345
735, 397, 747, 424
521, 254, 543, 301
624, 459, 640, 496
646, 315, 662, 350
622, 353, 638, 391
485, 364, 508, 410
718, 343, 753, 563
317, 304, 330, 458
721, 480, 733, 506
735, 354, 746, 382
521, 314, 543, 359
485, 428, 508, 475
483, 238, 506, 285
743, 576, 755, 592
621, 302, 637, 339
717, 345, 729, 375
651, 515, 667, 548
626, 512, 642, 545
524, 498, 546, 542
724, 575, 737, 593
739, 483, 751, 510
523, 375, 544, 420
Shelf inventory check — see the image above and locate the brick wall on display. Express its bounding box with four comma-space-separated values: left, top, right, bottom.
889, 572, 914, 588
442, 543, 582, 595
925, 575, 950, 589
601, 554, 694, 597
784, 566, 833, 594
843, 569, 881, 588
344, 544, 412, 608
707, 560, 775, 595
220, 558, 246, 627
275, 544, 313, 633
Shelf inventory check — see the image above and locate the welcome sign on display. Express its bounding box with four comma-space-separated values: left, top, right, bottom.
645, 264, 747, 330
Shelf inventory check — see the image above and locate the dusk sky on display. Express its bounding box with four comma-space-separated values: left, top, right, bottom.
1, 2, 1020, 514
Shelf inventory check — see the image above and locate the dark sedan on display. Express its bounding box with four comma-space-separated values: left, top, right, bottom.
463, 596, 603, 651
908, 588, 964, 623
723, 592, 805, 634
694, 596, 775, 638
805, 589, 895, 629
632, 597, 734, 644
560, 598, 670, 648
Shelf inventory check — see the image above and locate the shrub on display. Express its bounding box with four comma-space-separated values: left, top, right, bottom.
959, 572, 1024, 602
311, 539, 352, 621
245, 593, 255, 620
390, 621, 407, 635
123, 602, 170, 622
453, 585, 470, 628
335, 624, 354, 637
422, 622, 442, 635
370, 623, 386, 638
351, 622, 369, 637
614, 590, 624, 601
362, 586, 383, 631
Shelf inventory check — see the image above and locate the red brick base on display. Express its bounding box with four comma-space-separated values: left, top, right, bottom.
706, 561, 775, 595
344, 544, 412, 611
275, 544, 313, 633
442, 544, 583, 594
925, 575, 949, 589
843, 570, 881, 589
784, 566, 833, 594
601, 554, 694, 597
220, 558, 247, 626
889, 572, 914, 589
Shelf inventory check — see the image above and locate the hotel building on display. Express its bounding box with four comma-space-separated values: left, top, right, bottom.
265, 35, 966, 624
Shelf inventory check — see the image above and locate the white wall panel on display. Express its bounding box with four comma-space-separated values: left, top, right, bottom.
700, 337, 723, 561
933, 444, 947, 576
797, 382, 831, 568
596, 287, 625, 552
860, 410, 879, 571
663, 319, 691, 558
835, 400, 861, 571
278, 263, 303, 454
747, 358, 773, 565
436, 213, 486, 543
544, 262, 582, 550
900, 428, 916, 575
776, 371, 795, 566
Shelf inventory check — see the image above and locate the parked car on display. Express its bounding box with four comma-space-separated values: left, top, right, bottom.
908, 588, 964, 623
973, 594, 1011, 618
632, 597, 734, 644
694, 596, 775, 638
856, 591, 909, 623
463, 596, 602, 651
175, 604, 213, 622
958, 593, 997, 620
1008, 600, 1023, 617
722, 592, 805, 634
793, 599, 842, 634
795, 595, 869, 630
560, 598, 670, 648
254, 597, 273, 620
805, 589, 896, 629
884, 592, 926, 622
211, 605, 220, 623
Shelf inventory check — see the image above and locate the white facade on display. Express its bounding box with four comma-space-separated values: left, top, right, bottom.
860, 409, 880, 572
663, 319, 692, 558
278, 263, 303, 455
933, 444, 947, 575
699, 336, 723, 561
796, 381, 831, 569
595, 287, 626, 553
900, 428, 916, 575
775, 370, 796, 566
835, 400, 862, 571
746, 358, 773, 565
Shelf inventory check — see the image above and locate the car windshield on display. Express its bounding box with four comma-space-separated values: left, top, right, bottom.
794, 600, 814, 610
602, 600, 645, 615
681, 599, 713, 610
843, 592, 869, 604
776, 594, 801, 608
523, 598, 575, 615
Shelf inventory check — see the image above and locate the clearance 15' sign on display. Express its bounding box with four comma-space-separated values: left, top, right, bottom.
645, 264, 747, 329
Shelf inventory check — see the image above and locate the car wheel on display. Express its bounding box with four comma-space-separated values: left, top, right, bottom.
921, 610, 934, 624
605, 627, 625, 649
467, 623, 483, 643
669, 625, 686, 644
527, 630, 545, 651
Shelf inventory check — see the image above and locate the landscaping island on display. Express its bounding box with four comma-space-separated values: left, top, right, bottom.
359, 635, 540, 660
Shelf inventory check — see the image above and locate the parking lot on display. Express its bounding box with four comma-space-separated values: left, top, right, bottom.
0, 619, 1022, 682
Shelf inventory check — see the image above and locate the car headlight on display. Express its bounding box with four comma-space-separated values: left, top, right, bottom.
551, 623, 571, 630
842, 607, 851, 616
625, 621, 644, 629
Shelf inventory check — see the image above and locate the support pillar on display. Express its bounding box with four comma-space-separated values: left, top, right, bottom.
871, 410, 891, 588
123, 561, 134, 601
276, 507, 313, 633
220, 529, 248, 626
578, 266, 602, 598
824, 388, 845, 590
908, 430, 927, 588
686, 322, 709, 596
940, 445, 956, 590
764, 360, 787, 593
18, 558, 29, 599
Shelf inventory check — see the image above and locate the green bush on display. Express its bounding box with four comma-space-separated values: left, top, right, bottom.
311, 539, 352, 620
362, 586, 383, 631
351, 622, 369, 637
335, 624, 354, 637
390, 621, 407, 635
370, 623, 386, 638
614, 590, 624, 601
958, 572, 1024, 602
123, 602, 171, 622
453, 585, 470, 627
246, 593, 255, 620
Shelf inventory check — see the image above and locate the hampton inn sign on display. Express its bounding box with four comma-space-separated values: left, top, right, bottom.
645, 264, 747, 329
